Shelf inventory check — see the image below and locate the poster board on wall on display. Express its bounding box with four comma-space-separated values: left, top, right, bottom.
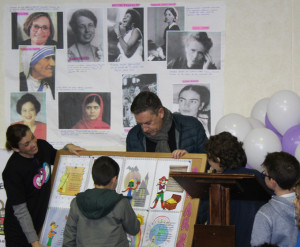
40, 150, 207, 247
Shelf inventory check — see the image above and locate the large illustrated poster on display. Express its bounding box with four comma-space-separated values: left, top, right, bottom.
4, 2, 225, 149
40, 151, 206, 247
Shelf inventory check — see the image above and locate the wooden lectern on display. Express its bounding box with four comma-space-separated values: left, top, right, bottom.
169, 172, 271, 247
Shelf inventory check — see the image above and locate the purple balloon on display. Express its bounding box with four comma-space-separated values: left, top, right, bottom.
282, 124, 300, 155
245, 163, 253, 169
265, 114, 283, 142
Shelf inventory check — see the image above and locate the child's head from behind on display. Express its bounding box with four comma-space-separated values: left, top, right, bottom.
92, 156, 120, 189
205, 131, 247, 172
262, 152, 300, 190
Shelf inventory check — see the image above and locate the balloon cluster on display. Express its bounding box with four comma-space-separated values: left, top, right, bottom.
215, 90, 300, 172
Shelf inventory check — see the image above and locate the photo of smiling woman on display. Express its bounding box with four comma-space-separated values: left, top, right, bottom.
173, 84, 211, 136
107, 8, 144, 62
67, 9, 103, 62
11, 11, 63, 49
11, 92, 46, 140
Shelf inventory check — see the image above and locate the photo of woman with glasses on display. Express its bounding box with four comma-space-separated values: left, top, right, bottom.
68, 9, 103, 62
18, 12, 58, 46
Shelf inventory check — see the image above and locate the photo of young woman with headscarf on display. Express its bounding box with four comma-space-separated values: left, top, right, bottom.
58, 92, 111, 129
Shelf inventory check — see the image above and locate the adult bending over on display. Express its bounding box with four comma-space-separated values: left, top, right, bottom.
126, 91, 207, 159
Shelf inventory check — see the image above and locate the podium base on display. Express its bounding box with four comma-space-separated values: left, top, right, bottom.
193, 224, 235, 247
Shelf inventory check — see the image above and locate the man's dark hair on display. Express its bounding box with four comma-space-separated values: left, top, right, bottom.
92, 156, 120, 186
205, 131, 247, 169
131, 91, 163, 115
6, 124, 30, 151
263, 152, 300, 190
16, 93, 41, 114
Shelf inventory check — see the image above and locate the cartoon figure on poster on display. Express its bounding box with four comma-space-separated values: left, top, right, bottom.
122, 166, 142, 200
123, 179, 141, 199
151, 176, 168, 209
57, 169, 69, 193
47, 221, 58, 247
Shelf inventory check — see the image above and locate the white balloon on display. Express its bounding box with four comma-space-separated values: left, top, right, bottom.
215, 113, 252, 141
250, 98, 269, 124
295, 144, 300, 163
267, 90, 300, 135
247, 117, 265, 129
243, 128, 282, 172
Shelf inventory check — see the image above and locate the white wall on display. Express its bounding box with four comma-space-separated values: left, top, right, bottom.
1, 0, 299, 148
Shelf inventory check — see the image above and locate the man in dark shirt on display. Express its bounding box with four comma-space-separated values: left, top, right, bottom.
126, 91, 207, 158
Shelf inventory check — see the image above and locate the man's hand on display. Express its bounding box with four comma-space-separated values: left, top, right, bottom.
64, 144, 86, 156
172, 149, 188, 159
31, 241, 44, 247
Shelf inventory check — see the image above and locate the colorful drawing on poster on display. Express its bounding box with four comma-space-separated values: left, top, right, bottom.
0, 200, 4, 235
46, 221, 58, 247
151, 176, 168, 210
57, 166, 85, 196
122, 166, 141, 201
143, 216, 172, 247
128, 214, 145, 247
131, 173, 150, 207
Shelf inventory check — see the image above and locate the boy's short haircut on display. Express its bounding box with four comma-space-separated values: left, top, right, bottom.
92, 156, 120, 186
263, 151, 300, 190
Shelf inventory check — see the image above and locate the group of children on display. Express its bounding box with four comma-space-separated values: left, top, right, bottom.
61, 131, 300, 247
202, 132, 300, 247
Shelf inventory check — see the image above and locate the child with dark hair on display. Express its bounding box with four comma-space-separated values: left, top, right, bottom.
198, 131, 267, 247
63, 156, 140, 247
251, 152, 300, 247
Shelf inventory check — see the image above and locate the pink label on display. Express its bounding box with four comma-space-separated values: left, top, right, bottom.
182, 80, 199, 83
151, 3, 176, 6
124, 129, 130, 133
192, 167, 199, 172
192, 26, 210, 30
17, 12, 28, 15
112, 4, 140, 7
20, 47, 40, 51
70, 57, 89, 61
